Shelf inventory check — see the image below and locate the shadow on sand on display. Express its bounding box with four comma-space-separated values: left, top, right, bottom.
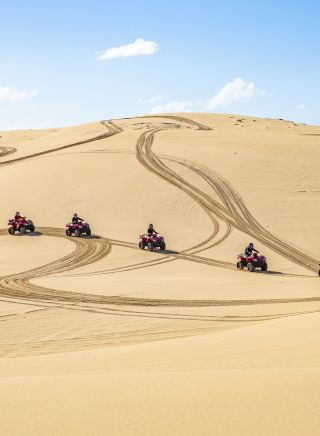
155, 249, 179, 255
19, 231, 42, 237
67, 234, 102, 240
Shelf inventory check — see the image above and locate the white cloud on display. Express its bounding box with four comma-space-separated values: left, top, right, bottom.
135, 95, 167, 105
146, 95, 163, 104
0, 86, 38, 103
98, 38, 158, 60
150, 78, 265, 114
151, 101, 193, 114
207, 78, 258, 110
298, 104, 307, 110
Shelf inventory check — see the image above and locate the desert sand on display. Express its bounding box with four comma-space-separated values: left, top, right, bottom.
0, 113, 319, 435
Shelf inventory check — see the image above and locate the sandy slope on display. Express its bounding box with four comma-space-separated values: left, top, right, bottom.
0, 113, 320, 435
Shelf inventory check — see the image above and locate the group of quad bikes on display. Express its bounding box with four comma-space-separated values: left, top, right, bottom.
8, 217, 91, 237
138, 232, 269, 273
9, 215, 320, 275
7, 217, 166, 251
140, 235, 271, 273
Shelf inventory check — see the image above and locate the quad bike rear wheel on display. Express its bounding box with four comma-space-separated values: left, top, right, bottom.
160, 242, 166, 251
147, 242, 154, 251
30, 225, 35, 232
8, 227, 15, 235
86, 228, 91, 236
139, 241, 146, 249
75, 229, 81, 237
247, 262, 255, 272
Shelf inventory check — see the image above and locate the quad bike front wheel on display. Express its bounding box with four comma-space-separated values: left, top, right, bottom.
261, 262, 268, 271
75, 229, 81, 237
247, 262, 255, 272
139, 241, 146, 249
66, 228, 72, 237
236, 261, 245, 270
8, 227, 15, 235
147, 242, 154, 251
20, 226, 26, 235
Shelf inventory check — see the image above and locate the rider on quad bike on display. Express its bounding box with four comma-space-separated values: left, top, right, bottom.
14, 211, 23, 222
147, 224, 158, 236
13, 211, 27, 228
245, 242, 258, 257
72, 213, 84, 224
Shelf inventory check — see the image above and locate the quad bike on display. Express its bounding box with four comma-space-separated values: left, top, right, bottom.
66, 221, 91, 237
139, 233, 166, 251
236, 252, 268, 272
8, 218, 35, 235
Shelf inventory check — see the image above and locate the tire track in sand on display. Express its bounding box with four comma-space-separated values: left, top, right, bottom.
0, 227, 111, 302
0, 146, 17, 157
0, 226, 318, 310
135, 121, 318, 273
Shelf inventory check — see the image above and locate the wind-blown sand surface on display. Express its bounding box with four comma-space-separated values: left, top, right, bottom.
0, 113, 319, 435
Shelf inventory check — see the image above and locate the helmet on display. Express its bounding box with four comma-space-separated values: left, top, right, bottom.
73, 213, 78, 217
249, 242, 253, 248
149, 224, 153, 228
16, 211, 20, 216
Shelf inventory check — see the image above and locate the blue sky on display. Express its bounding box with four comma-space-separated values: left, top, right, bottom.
0, 0, 319, 129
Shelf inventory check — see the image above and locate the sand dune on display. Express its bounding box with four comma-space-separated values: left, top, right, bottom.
0, 113, 319, 435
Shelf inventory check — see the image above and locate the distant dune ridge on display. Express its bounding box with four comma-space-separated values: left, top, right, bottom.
0, 113, 320, 436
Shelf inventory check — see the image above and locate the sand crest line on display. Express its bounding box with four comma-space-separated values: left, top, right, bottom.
0, 120, 122, 165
